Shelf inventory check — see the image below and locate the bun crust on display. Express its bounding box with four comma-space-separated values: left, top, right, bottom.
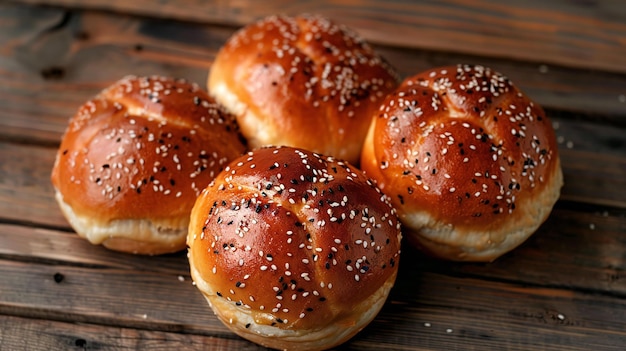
188, 146, 402, 350
208, 14, 399, 164
361, 64, 563, 261
51, 76, 246, 255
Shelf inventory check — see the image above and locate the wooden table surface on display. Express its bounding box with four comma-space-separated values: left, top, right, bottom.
1, 1, 625, 350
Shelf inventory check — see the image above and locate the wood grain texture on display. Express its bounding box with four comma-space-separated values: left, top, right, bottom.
0, 142, 67, 228
0, 224, 189, 274
10, 0, 626, 74
0, 315, 259, 351
1, 4, 625, 145
1, 256, 625, 350
1, 201, 624, 296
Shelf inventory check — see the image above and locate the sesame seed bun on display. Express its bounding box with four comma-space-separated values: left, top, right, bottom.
208, 14, 399, 165
51, 76, 247, 255
361, 64, 563, 262
187, 146, 402, 350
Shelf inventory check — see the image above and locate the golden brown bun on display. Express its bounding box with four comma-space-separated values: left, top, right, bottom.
361, 64, 563, 262
208, 14, 399, 165
51, 76, 247, 255
188, 146, 402, 350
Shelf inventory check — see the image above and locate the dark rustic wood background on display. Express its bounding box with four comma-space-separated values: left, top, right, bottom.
1, 0, 625, 350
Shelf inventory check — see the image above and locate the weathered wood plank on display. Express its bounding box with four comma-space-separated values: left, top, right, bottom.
0, 142, 67, 228
413, 204, 626, 296
10, 0, 626, 74
0, 314, 260, 351
1, 4, 625, 145
0, 224, 189, 274
1, 258, 624, 350
1, 199, 623, 296
0, 259, 226, 335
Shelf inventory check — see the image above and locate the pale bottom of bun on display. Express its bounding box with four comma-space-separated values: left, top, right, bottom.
210, 82, 267, 149
189, 260, 396, 351
403, 163, 563, 262
54, 190, 187, 255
